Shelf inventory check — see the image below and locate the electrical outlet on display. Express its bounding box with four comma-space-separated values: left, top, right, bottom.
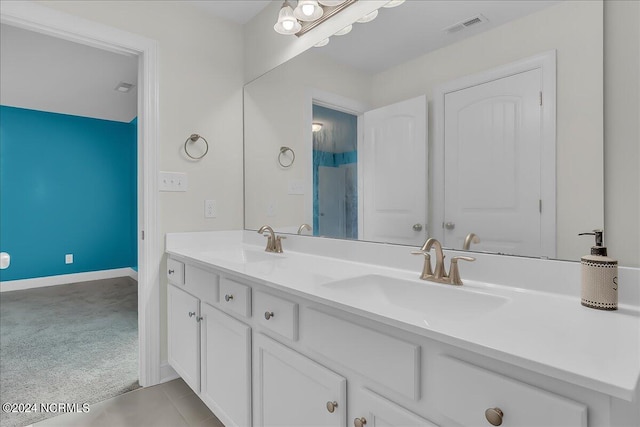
205, 199, 217, 218
65, 254, 73, 264
159, 171, 188, 192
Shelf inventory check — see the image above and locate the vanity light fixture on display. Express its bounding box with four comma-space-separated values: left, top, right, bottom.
274, 0, 357, 37
312, 122, 323, 132
334, 24, 352, 36
114, 81, 135, 93
294, 0, 323, 22
357, 9, 378, 23
274, 1, 302, 35
383, 0, 405, 8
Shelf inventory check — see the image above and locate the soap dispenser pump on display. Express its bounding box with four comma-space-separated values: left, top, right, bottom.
578, 230, 618, 310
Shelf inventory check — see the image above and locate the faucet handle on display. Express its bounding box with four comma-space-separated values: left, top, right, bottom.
275, 236, 286, 253
411, 250, 433, 279
449, 256, 475, 285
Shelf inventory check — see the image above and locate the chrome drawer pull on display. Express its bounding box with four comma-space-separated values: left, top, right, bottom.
354, 417, 367, 427
326, 401, 338, 413
168, 269, 175, 274
264, 311, 275, 320
485, 407, 503, 426
224, 294, 234, 302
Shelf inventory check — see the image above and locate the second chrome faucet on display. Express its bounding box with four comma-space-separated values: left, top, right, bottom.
258, 225, 286, 253
412, 238, 475, 285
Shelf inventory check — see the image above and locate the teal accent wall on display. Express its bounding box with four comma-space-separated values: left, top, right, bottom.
0, 106, 137, 281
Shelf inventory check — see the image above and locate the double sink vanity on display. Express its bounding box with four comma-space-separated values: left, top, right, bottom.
165, 230, 639, 427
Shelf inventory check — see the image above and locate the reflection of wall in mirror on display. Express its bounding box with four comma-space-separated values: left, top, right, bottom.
244, 51, 371, 233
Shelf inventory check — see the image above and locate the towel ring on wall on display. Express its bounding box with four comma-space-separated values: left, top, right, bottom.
184, 134, 209, 160
278, 146, 295, 168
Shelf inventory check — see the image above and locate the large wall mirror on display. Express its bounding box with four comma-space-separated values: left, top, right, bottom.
244, 0, 604, 261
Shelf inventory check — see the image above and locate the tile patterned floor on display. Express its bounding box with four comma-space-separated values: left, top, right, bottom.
30, 379, 224, 427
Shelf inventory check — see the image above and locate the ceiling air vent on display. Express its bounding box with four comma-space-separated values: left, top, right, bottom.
443, 14, 488, 34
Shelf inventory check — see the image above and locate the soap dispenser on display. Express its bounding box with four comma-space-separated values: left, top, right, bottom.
578, 230, 618, 310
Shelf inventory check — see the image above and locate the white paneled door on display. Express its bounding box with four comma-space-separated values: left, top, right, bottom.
443, 69, 545, 256
361, 95, 428, 245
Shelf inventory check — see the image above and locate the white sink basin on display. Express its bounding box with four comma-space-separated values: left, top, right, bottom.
322, 274, 509, 322
202, 248, 285, 264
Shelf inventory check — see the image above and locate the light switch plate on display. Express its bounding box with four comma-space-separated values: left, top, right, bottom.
159, 172, 188, 192
205, 200, 217, 218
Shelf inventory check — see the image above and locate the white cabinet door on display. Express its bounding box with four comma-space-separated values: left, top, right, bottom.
168, 284, 200, 393
350, 388, 438, 427
200, 303, 251, 427
254, 333, 346, 427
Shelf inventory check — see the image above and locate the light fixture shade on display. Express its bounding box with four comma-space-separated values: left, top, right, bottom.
312, 122, 323, 132
294, 0, 324, 22
274, 2, 302, 35
334, 24, 352, 36
314, 38, 330, 47
383, 0, 405, 8
318, 0, 347, 6
357, 9, 379, 23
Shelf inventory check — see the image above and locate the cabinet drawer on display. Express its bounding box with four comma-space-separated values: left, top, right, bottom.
219, 277, 251, 318
255, 291, 298, 341
167, 258, 184, 286
304, 308, 420, 401
433, 356, 587, 427
185, 264, 219, 305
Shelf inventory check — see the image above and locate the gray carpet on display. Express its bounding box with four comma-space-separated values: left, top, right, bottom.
0, 277, 140, 427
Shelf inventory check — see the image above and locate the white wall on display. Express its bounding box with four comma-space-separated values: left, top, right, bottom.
39, 0, 245, 362
369, 0, 603, 261
604, 0, 640, 267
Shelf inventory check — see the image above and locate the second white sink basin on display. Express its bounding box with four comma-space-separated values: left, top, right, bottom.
322, 274, 509, 322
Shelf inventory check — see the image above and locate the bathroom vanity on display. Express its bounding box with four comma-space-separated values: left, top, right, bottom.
166, 231, 639, 427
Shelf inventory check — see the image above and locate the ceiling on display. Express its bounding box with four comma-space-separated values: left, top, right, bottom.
188, 0, 271, 25
0, 24, 138, 123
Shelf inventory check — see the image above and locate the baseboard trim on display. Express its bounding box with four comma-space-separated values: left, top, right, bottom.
0, 268, 138, 292
160, 362, 179, 384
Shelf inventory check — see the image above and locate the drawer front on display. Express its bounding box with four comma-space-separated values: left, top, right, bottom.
255, 291, 298, 341
219, 277, 251, 318
167, 258, 185, 286
303, 307, 420, 401
185, 264, 219, 305
432, 356, 587, 427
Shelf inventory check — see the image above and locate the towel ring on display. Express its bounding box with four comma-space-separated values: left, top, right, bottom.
184, 134, 209, 160
278, 146, 295, 168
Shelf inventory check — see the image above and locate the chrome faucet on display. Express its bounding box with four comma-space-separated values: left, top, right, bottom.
463, 233, 480, 250
258, 225, 285, 253
297, 223, 312, 235
412, 238, 475, 285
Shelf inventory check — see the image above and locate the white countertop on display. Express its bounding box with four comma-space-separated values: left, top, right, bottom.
166, 230, 640, 402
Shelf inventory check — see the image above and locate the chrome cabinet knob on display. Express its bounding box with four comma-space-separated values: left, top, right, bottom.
196, 316, 203, 322
326, 401, 338, 413
264, 311, 275, 320
168, 269, 174, 274
224, 294, 234, 302
412, 223, 423, 231
485, 407, 504, 426
188, 311, 196, 317
354, 417, 367, 427
444, 221, 456, 230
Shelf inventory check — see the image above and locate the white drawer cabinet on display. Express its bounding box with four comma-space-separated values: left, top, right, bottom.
167, 258, 185, 286
220, 277, 252, 318
200, 303, 251, 427
167, 284, 200, 393
254, 291, 298, 341
254, 333, 347, 427
433, 356, 587, 427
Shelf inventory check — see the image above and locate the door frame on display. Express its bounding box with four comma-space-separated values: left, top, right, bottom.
0, 1, 161, 386
303, 89, 369, 233
432, 50, 557, 257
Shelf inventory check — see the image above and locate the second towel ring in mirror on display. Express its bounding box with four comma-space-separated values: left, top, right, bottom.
184, 134, 209, 160
278, 146, 295, 168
